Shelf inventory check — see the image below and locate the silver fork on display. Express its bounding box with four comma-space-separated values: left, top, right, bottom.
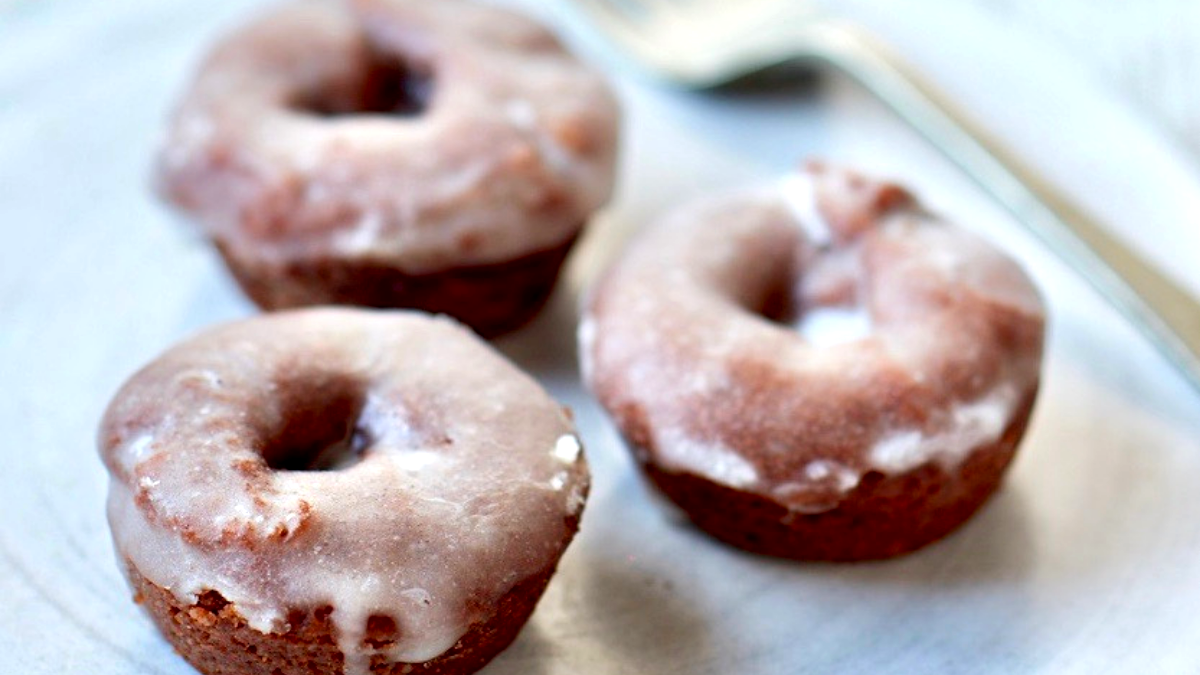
571, 0, 1200, 394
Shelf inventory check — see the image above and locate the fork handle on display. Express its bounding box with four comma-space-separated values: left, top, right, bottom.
810, 22, 1200, 394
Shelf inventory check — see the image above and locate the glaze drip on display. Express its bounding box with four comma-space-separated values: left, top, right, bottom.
101, 309, 589, 672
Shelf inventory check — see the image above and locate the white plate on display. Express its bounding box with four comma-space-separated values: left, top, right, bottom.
4, 1, 1200, 673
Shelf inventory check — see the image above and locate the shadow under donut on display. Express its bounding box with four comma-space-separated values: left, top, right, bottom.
634, 479, 1041, 673
554, 550, 718, 672
774, 479, 1038, 589
477, 620, 552, 675
493, 273, 585, 403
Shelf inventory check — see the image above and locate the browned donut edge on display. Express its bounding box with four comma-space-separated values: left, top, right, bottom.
124, 516, 576, 675
629, 390, 1038, 561
215, 229, 582, 339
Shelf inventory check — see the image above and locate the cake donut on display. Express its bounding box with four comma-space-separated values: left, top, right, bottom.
99, 308, 589, 675
580, 163, 1045, 561
156, 0, 619, 337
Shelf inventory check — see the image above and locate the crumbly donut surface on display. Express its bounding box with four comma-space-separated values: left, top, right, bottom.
581, 164, 1044, 558
100, 309, 588, 673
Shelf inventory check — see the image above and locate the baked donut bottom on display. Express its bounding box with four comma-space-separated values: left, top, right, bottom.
215, 230, 580, 339
627, 390, 1037, 562
124, 542, 569, 675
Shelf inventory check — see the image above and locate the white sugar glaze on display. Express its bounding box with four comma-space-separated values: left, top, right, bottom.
778, 172, 833, 246
582, 164, 1045, 514
794, 305, 873, 346
100, 309, 588, 673
651, 427, 760, 489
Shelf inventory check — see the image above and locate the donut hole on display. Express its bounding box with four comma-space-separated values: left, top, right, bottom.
262, 378, 370, 472
755, 248, 873, 346
298, 51, 433, 118
792, 304, 873, 346
754, 276, 873, 347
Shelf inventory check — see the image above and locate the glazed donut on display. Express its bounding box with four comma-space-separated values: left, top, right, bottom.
580, 164, 1045, 561
157, 0, 619, 337
99, 309, 589, 675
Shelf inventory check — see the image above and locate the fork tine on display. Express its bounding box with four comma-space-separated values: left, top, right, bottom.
576, 0, 649, 24
573, 0, 684, 31
567, 0, 804, 86
616, 0, 684, 19
569, 0, 656, 53
570, 0, 697, 81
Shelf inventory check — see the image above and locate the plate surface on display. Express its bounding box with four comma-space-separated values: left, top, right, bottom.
4, 1, 1200, 673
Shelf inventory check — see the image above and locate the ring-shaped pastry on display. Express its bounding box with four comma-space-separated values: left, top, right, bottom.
157, 0, 619, 336
581, 164, 1045, 560
101, 308, 589, 674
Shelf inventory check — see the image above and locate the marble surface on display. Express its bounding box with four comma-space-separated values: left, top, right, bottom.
3, 1, 1200, 673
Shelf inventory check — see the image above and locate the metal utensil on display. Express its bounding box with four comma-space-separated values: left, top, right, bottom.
570, 0, 1200, 393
